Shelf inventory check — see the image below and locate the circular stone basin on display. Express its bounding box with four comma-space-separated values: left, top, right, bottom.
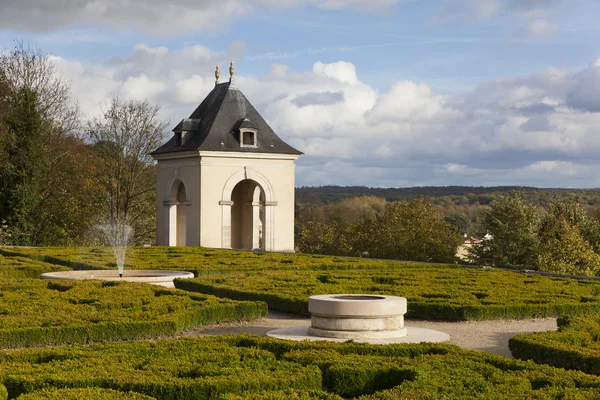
307, 294, 408, 339
40, 270, 194, 288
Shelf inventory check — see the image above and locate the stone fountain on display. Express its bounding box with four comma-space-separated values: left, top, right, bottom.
40, 220, 193, 288
267, 294, 449, 344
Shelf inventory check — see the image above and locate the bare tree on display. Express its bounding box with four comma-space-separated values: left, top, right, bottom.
0, 42, 78, 135
86, 95, 168, 244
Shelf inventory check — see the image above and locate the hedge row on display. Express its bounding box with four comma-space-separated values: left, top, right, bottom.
0, 384, 6, 400
0, 279, 266, 348
16, 388, 155, 400
0, 253, 70, 279
0, 336, 322, 399
0, 247, 385, 276
175, 266, 600, 321
220, 391, 343, 400
2, 335, 600, 399
510, 315, 600, 375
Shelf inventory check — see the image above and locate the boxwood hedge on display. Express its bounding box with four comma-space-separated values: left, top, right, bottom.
0, 247, 394, 276
16, 388, 155, 400
0, 253, 70, 279
510, 315, 600, 375
220, 391, 343, 400
175, 267, 600, 321
0, 279, 266, 348
1, 335, 600, 399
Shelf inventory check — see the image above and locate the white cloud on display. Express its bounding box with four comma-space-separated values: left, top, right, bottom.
528, 19, 559, 37
313, 61, 358, 84
0, 0, 401, 36
49, 42, 600, 187
122, 74, 168, 101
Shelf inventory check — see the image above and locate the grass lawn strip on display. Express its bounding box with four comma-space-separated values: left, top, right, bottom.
0, 279, 266, 348
0, 335, 599, 399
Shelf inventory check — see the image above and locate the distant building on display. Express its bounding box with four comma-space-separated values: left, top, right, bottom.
151, 64, 302, 251
456, 235, 483, 261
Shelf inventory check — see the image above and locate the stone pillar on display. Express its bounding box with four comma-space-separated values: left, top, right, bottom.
168, 204, 177, 246
220, 200, 233, 249
263, 201, 277, 251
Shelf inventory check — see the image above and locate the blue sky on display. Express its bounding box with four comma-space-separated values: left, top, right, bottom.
2, 0, 600, 188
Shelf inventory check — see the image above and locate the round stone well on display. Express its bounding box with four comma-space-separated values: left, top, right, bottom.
267, 294, 449, 344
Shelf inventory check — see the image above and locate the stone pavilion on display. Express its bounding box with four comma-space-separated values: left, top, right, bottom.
151, 63, 302, 251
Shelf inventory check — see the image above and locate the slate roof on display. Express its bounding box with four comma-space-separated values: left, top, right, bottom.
151, 81, 302, 156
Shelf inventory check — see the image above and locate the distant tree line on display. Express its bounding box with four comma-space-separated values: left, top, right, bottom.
296, 196, 463, 263
0, 43, 166, 246
296, 192, 600, 276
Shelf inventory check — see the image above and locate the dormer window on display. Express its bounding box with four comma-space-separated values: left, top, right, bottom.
240, 128, 258, 148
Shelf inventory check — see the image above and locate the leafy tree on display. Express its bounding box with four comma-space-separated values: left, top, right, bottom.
85, 95, 168, 245
0, 43, 82, 245
536, 200, 600, 276
359, 198, 462, 263
444, 212, 471, 235
470, 192, 540, 269
322, 196, 387, 226
296, 221, 351, 255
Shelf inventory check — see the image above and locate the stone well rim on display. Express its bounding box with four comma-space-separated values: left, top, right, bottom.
308, 294, 407, 318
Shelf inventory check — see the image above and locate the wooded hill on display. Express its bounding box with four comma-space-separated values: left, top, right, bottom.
296, 186, 600, 207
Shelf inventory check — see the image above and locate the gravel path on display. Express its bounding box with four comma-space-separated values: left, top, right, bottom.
180, 311, 557, 358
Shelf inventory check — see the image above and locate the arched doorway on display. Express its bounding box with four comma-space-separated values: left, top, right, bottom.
167, 180, 188, 246
230, 179, 264, 250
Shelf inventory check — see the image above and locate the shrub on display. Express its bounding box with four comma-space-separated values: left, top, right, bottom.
0, 383, 6, 400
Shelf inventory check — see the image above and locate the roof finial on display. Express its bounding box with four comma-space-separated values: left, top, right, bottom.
215, 65, 220, 86
229, 61, 234, 82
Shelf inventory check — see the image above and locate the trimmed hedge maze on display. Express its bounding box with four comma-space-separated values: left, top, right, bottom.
16, 388, 155, 400
9, 246, 600, 321
176, 266, 600, 321
0, 279, 266, 348
1, 335, 600, 399
510, 315, 600, 376
0, 246, 397, 275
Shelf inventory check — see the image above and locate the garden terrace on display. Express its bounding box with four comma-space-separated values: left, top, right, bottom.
0, 279, 266, 348
1, 335, 600, 399
510, 315, 600, 375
